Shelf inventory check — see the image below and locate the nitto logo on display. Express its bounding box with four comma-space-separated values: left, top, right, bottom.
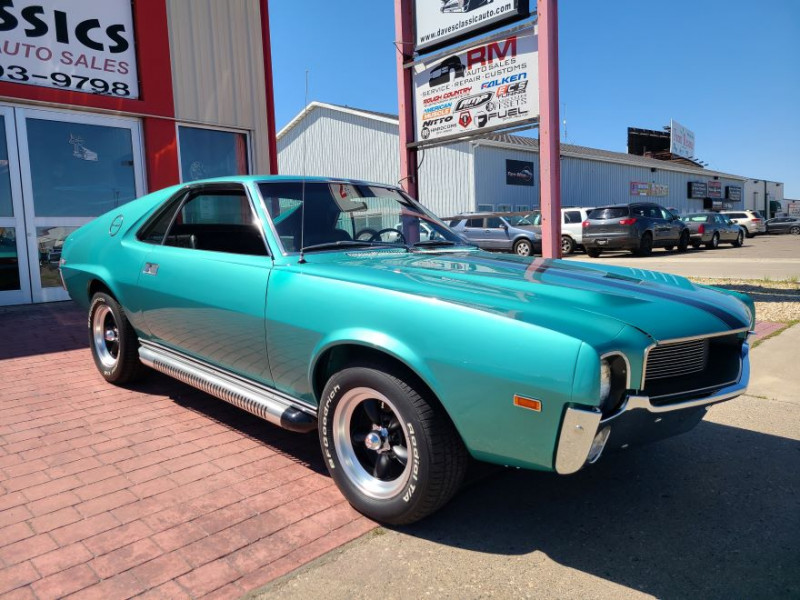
422, 116, 453, 127
454, 92, 492, 111
458, 111, 472, 128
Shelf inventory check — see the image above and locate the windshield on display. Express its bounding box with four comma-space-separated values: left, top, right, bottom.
258, 181, 466, 253
505, 214, 536, 227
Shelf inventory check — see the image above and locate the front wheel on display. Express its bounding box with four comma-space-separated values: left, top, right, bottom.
89, 292, 143, 383
790, 226, 800, 235
513, 239, 533, 256
319, 366, 467, 525
677, 231, 690, 252
732, 230, 744, 247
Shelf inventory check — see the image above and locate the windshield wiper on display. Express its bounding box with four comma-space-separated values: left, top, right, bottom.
300, 240, 404, 253
411, 240, 458, 248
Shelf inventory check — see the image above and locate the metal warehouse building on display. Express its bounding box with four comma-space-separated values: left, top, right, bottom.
278, 102, 755, 220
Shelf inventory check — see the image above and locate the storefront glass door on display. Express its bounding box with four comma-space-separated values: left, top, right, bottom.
11, 108, 145, 303
0, 106, 32, 305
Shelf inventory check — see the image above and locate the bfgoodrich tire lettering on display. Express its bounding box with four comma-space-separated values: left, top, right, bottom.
88, 292, 143, 384
319, 366, 467, 525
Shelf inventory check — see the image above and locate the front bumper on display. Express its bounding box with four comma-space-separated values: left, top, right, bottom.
554, 343, 750, 475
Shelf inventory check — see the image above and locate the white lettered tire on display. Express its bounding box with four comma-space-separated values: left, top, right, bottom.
319, 366, 467, 525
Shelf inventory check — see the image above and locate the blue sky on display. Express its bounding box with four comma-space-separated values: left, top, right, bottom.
270, 1, 800, 198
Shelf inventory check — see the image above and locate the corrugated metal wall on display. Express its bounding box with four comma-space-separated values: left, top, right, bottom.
166, 0, 271, 173
475, 144, 746, 214
278, 107, 474, 217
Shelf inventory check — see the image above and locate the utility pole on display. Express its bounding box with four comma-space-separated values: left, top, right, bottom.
538, 0, 562, 258
395, 0, 418, 198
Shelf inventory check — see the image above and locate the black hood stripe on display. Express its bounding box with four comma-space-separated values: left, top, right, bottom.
462, 256, 746, 330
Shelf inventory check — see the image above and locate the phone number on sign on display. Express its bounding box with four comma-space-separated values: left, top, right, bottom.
0, 64, 131, 97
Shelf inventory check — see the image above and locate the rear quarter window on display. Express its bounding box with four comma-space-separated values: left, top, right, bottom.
588, 207, 628, 220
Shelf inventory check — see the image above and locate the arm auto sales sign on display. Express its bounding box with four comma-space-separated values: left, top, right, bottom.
413, 28, 538, 145
0, 0, 139, 98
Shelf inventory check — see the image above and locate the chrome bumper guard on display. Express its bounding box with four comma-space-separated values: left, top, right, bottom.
555, 344, 750, 475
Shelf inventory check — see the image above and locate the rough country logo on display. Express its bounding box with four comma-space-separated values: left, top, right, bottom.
454, 91, 492, 112
458, 111, 472, 128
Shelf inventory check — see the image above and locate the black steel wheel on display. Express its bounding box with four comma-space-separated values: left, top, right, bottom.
89, 292, 143, 384
319, 366, 467, 524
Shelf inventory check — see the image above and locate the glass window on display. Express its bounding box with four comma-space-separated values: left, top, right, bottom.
486, 217, 503, 228
179, 126, 248, 182
0, 119, 12, 218
37, 226, 78, 288
476, 204, 493, 212
564, 210, 581, 224
589, 207, 628, 220
259, 181, 463, 253
496, 204, 511, 212
138, 193, 185, 244
0, 227, 19, 291
164, 191, 266, 256
26, 119, 137, 217
466, 218, 483, 228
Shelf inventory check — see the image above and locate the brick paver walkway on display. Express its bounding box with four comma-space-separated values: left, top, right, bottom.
0, 302, 374, 600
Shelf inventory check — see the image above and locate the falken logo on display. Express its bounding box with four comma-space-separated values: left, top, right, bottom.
458, 111, 472, 128
481, 72, 528, 89
454, 92, 492, 112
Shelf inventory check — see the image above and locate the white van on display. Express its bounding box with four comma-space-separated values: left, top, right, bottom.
533, 207, 593, 254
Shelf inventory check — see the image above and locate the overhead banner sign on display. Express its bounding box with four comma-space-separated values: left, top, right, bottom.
413, 28, 538, 145
670, 119, 695, 159
414, 0, 530, 53
0, 0, 139, 98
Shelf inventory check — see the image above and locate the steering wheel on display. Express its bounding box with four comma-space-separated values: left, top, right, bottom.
374, 228, 406, 244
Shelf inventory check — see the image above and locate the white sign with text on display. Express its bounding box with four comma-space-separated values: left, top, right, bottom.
670, 119, 695, 159
0, 0, 139, 98
413, 28, 538, 145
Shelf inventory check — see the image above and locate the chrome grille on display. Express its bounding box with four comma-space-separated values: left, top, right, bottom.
645, 338, 709, 381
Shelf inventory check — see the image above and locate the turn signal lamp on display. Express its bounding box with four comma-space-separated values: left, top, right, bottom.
513, 395, 541, 412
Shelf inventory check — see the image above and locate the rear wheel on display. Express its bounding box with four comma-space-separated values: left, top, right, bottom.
585, 248, 602, 258
635, 233, 653, 257
691, 242, 701, 249
732, 230, 744, 247
791, 226, 800, 235
744, 227, 755, 239
513, 239, 532, 257
706, 233, 720, 249
89, 292, 143, 383
561, 236, 575, 255
319, 366, 468, 525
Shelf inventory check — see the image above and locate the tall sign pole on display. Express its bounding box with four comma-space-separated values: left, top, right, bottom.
395, 0, 418, 198
537, 0, 562, 258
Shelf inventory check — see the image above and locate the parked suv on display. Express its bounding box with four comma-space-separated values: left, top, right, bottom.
449, 213, 541, 256
532, 207, 592, 254
720, 210, 766, 238
582, 203, 690, 257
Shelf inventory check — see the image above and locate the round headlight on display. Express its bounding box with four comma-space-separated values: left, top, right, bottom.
599, 359, 611, 402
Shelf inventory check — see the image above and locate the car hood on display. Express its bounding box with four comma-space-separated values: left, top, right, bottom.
288, 250, 751, 346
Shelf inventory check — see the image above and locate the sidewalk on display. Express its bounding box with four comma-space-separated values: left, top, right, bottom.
252, 325, 800, 600
0, 303, 374, 600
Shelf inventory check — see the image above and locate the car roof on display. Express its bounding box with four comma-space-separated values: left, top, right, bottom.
189, 174, 396, 189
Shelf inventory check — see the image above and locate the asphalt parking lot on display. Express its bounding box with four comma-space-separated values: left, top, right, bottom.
564, 233, 800, 280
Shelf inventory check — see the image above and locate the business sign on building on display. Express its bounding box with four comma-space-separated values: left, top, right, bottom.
726, 185, 742, 202
688, 181, 707, 199
707, 180, 723, 198
630, 181, 668, 197
414, 0, 530, 53
0, 0, 139, 98
413, 29, 538, 145
670, 119, 695, 159
506, 159, 533, 186
788, 201, 800, 217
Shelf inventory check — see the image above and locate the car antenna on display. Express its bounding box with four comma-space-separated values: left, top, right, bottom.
299, 69, 309, 264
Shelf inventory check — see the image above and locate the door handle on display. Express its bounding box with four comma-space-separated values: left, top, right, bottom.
143, 263, 159, 275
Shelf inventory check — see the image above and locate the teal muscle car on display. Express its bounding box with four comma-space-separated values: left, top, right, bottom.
60, 176, 755, 524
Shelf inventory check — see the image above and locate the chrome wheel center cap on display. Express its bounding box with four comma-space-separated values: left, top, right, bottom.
364, 431, 382, 451
104, 329, 118, 342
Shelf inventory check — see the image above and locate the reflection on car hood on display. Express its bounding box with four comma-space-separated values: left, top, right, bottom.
292, 250, 751, 346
